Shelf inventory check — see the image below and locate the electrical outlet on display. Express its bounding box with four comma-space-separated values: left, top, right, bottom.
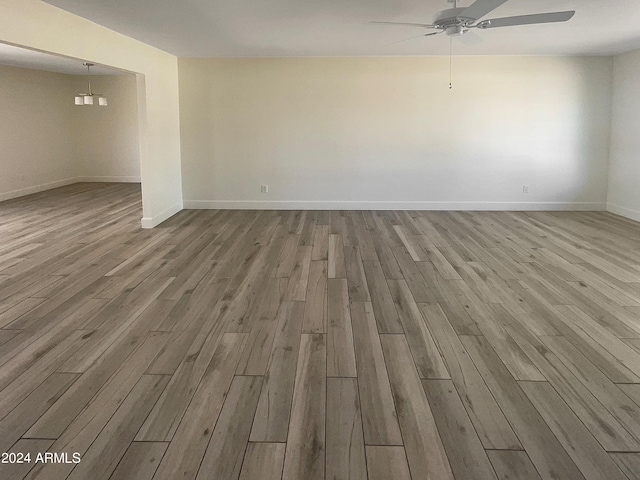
523, 185, 529, 194
261, 185, 268, 194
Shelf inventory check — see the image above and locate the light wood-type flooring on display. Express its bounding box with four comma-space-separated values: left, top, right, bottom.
1, 183, 640, 480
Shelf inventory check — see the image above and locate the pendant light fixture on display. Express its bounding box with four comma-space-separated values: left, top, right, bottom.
74, 63, 107, 106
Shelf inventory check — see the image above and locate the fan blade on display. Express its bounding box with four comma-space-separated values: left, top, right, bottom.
383, 32, 442, 46
477, 11, 575, 29
460, 0, 509, 21
371, 21, 438, 29
457, 30, 483, 46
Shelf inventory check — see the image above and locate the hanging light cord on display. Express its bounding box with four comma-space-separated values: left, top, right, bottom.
449, 36, 453, 90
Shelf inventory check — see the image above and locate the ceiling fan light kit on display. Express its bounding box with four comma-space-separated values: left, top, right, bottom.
74, 62, 107, 107
373, 0, 575, 88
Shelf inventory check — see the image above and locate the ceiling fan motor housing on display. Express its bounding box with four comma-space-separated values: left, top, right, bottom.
433, 7, 477, 27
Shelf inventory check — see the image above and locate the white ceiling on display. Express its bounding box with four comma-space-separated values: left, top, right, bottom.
41, 0, 640, 57
0, 42, 128, 75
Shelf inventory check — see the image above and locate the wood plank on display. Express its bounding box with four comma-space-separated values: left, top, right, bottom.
0, 329, 20, 347
393, 226, 426, 262
414, 215, 449, 247
239, 443, 286, 480
0, 439, 54, 480
478, 304, 546, 381
311, 225, 329, 261
503, 317, 640, 452
302, 261, 327, 333
554, 304, 640, 380
352, 220, 378, 262
363, 260, 403, 333
0, 298, 46, 328
28, 331, 169, 439
625, 338, 640, 354
420, 303, 521, 450
152, 333, 247, 480
391, 246, 436, 303
461, 335, 585, 480
487, 451, 543, 480
540, 336, 640, 445
388, 279, 449, 379
328, 234, 346, 278
71, 285, 179, 372
527, 304, 640, 384
219, 250, 280, 333
282, 334, 326, 480
22, 334, 170, 480
109, 442, 167, 480
0, 372, 78, 453
285, 246, 312, 301
65, 374, 169, 480
235, 277, 288, 375
195, 375, 263, 480
0, 328, 93, 421
449, 278, 547, 380
370, 234, 404, 279
620, 384, 640, 409
415, 236, 462, 280
299, 212, 317, 246
146, 279, 229, 374
380, 334, 454, 480
250, 301, 304, 442
423, 379, 498, 480
416, 261, 481, 335
610, 453, 640, 480
365, 446, 412, 480
326, 377, 367, 480
327, 278, 357, 377
274, 234, 300, 278
350, 301, 403, 445
520, 380, 627, 480
133, 313, 231, 440
344, 246, 371, 302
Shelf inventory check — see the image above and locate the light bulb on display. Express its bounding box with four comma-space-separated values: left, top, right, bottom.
83, 96, 94, 105
75, 96, 83, 105
99, 97, 108, 106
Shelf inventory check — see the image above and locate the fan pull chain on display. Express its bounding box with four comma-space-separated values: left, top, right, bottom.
449, 36, 453, 90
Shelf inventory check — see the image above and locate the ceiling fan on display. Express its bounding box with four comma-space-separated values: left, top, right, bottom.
373, 0, 575, 43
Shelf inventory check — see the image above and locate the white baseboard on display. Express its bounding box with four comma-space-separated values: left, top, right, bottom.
141, 203, 183, 229
183, 199, 606, 211
0, 177, 78, 202
607, 203, 640, 222
76, 176, 141, 183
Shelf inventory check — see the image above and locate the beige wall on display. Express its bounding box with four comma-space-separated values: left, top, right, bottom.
0, 0, 182, 227
179, 56, 613, 210
0, 64, 77, 200
0, 64, 140, 201
608, 49, 640, 221
74, 74, 141, 181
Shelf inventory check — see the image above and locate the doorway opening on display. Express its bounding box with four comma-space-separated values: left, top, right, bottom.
0, 41, 146, 225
